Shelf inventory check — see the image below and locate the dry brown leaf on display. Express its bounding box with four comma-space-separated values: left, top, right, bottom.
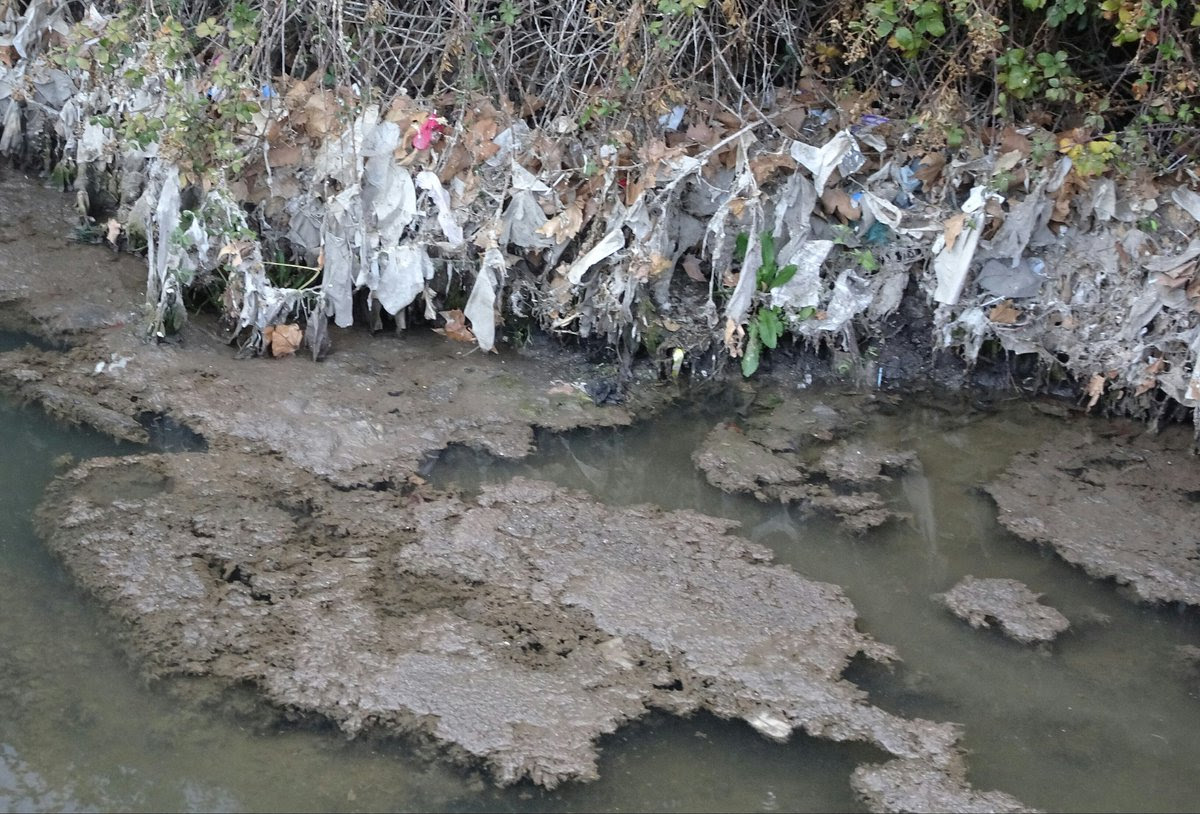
1051, 189, 1072, 223
988, 300, 1022, 324
537, 200, 584, 243
438, 143, 473, 186
749, 153, 797, 184
820, 188, 862, 221
105, 218, 122, 245
724, 317, 743, 356
303, 90, 338, 136
1157, 261, 1196, 289
383, 92, 422, 125
268, 143, 303, 167
728, 197, 747, 218
912, 152, 946, 186
437, 309, 476, 343
1085, 373, 1106, 409
682, 254, 706, 283
685, 121, 720, 145
647, 253, 672, 278
269, 323, 302, 357
661, 317, 681, 332
1186, 275, 1200, 303
943, 213, 966, 251
466, 115, 500, 161
1134, 377, 1158, 397
995, 149, 1024, 173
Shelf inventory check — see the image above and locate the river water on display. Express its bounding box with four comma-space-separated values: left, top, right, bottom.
3, 360, 1199, 812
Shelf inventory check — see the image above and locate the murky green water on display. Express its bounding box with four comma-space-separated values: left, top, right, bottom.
3, 367, 1200, 812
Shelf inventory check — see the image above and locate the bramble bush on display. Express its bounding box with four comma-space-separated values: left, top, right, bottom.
39, 0, 1198, 179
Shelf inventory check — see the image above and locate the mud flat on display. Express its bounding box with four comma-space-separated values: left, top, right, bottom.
937, 577, 1070, 644
986, 426, 1200, 608
33, 450, 1026, 809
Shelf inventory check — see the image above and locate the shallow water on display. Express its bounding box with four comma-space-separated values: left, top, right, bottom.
3, 375, 1200, 812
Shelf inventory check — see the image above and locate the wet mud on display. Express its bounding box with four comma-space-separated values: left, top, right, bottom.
35, 450, 1022, 808
692, 395, 918, 531
986, 425, 1200, 608
937, 577, 1071, 645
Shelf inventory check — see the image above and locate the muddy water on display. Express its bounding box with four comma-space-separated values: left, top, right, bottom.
433, 394, 1200, 813
3, 377, 1200, 812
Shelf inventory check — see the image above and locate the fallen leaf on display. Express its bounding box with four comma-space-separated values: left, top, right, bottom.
912, 152, 946, 186
988, 300, 1021, 324
1134, 377, 1158, 397
661, 318, 681, 332
537, 200, 584, 243
943, 213, 966, 251
995, 149, 1024, 173
105, 218, 122, 245
1157, 261, 1196, 289
724, 317, 743, 357
546, 382, 578, 396
268, 143, 303, 167
749, 153, 797, 184
437, 309, 476, 343
1085, 373, 1106, 409
682, 254, 706, 282
1186, 275, 1200, 303
820, 188, 861, 221
685, 121, 720, 145
268, 323, 301, 356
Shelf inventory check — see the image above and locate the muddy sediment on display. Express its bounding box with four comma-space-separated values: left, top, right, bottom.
36, 450, 1011, 801
986, 426, 1200, 608
692, 397, 917, 531
937, 577, 1070, 645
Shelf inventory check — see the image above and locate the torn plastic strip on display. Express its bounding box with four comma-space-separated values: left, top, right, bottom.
932, 186, 993, 305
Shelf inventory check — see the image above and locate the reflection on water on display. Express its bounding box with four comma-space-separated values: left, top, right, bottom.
3, 383, 1200, 812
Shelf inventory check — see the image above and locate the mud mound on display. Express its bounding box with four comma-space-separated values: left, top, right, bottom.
937, 577, 1070, 645
692, 394, 917, 531
987, 426, 1200, 607
35, 450, 1025, 805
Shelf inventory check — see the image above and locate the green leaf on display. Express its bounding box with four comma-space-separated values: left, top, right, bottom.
875, 19, 894, 37
925, 18, 946, 37
892, 26, 915, 52
771, 264, 798, 289
757, 309, 783, 349
741, 323, 761, 377
759, 231, 776, 270
734, 232, 749, 263
797, 306, 816, 320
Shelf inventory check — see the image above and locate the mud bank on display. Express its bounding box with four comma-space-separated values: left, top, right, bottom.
33, 451, 1023, 810
987, 425, 1200, 608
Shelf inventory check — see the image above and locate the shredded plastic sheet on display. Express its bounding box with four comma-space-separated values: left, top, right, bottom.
932, 186, 993, 305
789, 130, 858, 196
5, 10, 1200, 419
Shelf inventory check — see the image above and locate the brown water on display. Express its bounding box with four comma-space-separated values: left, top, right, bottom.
3, 377, 1200, 812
